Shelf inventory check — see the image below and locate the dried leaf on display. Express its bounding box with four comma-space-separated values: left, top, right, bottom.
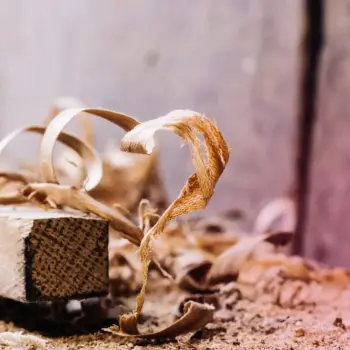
39, 108, 139, 191
0, 125, 102, 191
119, 109, 229, 333
104, 301, 215, 339
208, 231, 294, 284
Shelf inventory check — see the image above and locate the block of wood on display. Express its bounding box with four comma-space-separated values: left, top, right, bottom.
0, 207, 109, 302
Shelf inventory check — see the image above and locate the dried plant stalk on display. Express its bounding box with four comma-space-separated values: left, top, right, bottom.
118, 109, 230, 334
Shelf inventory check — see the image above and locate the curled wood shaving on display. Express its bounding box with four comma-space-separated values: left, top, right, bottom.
0, 125, 102, 191
118, 110, 229, 335
254, 197, 296, 234
208, 231, 294, 284
39, 108, 140, 191
45, 96, 94, 145
91, 147, 157, 209
0, 192, 28, 205
173, 250, 213, 292
0, 171, 37, 185
0, 331, 47, 348
22, 183, 143, 245
104, 301, 215, 339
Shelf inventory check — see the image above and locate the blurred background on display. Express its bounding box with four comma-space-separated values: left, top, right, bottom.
0, 0, 349, 267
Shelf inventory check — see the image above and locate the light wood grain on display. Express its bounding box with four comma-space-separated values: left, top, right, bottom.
0, 207, 109, 302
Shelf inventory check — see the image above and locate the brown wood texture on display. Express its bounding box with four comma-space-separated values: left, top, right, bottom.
0, 1, 303, 227
304, 0, 350, 266
0, 207, 109, 302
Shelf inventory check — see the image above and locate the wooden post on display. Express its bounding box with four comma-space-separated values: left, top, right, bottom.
0, 207, 109, 302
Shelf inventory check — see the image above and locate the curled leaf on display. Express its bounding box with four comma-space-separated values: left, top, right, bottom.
104, 301, 215, 339
208, 231, 294, 284
0, 125, 102, 191
39, 108, 139, 191
119, 110, 229, 330
22, 183, 143, 245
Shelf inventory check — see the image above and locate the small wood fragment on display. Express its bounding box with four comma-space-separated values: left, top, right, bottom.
0, 206, 109, 302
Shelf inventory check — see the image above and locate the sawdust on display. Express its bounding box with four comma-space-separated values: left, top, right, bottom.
1, 274, 349, 349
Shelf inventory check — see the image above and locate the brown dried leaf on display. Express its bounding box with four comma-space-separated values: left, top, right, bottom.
119, 109, 229, 333
208, 231, 294, 284
104, 301, 215, 339
39, 108, 139, 191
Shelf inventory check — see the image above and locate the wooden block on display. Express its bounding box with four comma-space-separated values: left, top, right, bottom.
0, 207, 109, 302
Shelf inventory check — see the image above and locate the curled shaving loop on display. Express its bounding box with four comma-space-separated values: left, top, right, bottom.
39, 108, 140, 192
0, 125, 102, 192
45, 97, 95, 146
119, 109, 230, 331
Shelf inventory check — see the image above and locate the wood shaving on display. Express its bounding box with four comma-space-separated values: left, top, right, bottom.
118, 109, 230, 334
0, 331, 47, 348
